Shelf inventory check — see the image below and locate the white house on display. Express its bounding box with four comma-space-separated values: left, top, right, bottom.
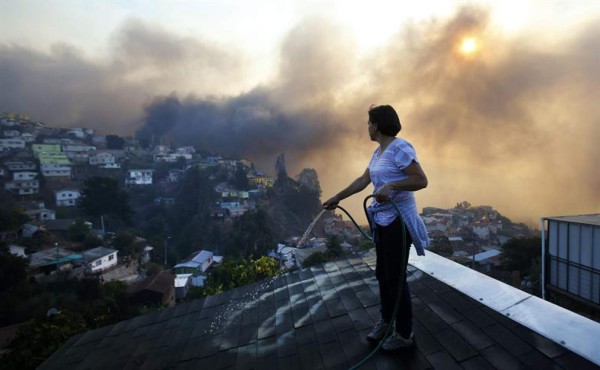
13, 171, 37, 181
192, 250, 214, 273
41, 164, 71, 177
99, 163, 121, 169
9, 244, 27, 258
125, 169, 154, 186
5, 161, 36, 171
21, 132, 34, 142
24, 208, 56, 221
0, 138, 26, 151
89, 152, 115, 165
168, 169, 185, 182
67, 127, 94, 138
63, 144, 96, 152
82, 246, 118, 273
3, 130, 20, 137
174, 274, 193, 300
55, 189, 81, 207
4, 179, 39, 195
472, 224, 490, 240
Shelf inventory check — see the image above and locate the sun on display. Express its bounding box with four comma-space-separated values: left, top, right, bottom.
459, 37, 478, 55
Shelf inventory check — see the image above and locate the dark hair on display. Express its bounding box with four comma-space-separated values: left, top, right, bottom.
368, 105, 401, 136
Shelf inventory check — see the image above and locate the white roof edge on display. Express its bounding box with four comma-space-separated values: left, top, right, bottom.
409, 249, 600, 366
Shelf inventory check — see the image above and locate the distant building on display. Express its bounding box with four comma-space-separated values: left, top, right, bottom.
0, 138, 26, 151
55, 189, 81, 207
5, 161, 36, 171
89, 152, 115, 165
4, 179, 39, 195
174, 274, 193, 300
24, 208, 56, 221
82, 246, 118, 273
125, 169, 153, 186
467, 249, 502, 272
12, 171, 37, 181
40, 164, 71, 177
128, 270, 174, 307
541, 214, 600, 315
28, 247, 82, 274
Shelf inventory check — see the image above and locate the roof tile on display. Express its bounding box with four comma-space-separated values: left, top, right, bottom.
38, 251, 598, 370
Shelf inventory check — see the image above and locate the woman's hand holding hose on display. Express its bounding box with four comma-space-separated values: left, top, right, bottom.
322, 195, 340, 210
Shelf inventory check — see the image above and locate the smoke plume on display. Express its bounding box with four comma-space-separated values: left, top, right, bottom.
1, 7, 598, 223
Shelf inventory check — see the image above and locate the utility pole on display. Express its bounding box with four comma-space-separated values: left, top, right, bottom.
164, 236, 170, 265
55, 242, 59, 276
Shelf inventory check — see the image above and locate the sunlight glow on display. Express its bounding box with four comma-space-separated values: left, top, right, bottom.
459, 37, 478, 55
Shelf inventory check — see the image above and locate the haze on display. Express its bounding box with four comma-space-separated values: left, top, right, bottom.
1, 1, 598, 225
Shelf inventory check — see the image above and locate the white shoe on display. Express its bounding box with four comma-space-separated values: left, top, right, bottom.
381, 331, 414, 351
366, 318, 390, 342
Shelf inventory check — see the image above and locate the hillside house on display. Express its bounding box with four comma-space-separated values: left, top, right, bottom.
174, 250, 214, 275
125, 169, 153, 186
29, 247, 82, 274
128, 270, 174, 307
174, 274, 193, 300
467, 249, 502, 272
168, 169, 185, 182
12, 171, 37, 181
82, 246, 118, 273
24, 208, 56, 221
32, 143, 62, 156
472, 223, 490, 240
55, 189, 80, 207
0, 138, 26, 151
2, 129, 20, 137
248, 174, 275, 188
4, 179, 39, 195
5, 161, 36, 171
41, 164, 71, 177
21, 132, 34, 142
89, 152, 115, 165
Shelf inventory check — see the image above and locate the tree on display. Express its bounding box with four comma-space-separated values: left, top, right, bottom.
230, 164, 250, 190
112, 231, 135, 256
225, 208, 275, 258
429, 236, 454, 257
500, 237, 541, 273
190, 256, 280, 298
2, 310, 88, 370
0, 248, 28, 292
0, 208, 30, 232
325, 236, 343, 258
105, 135, 125, 149
78, 177, 133, 224
67, 219, 92, 242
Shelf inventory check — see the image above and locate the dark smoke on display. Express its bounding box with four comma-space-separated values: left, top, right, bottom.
1, 7, 598, 222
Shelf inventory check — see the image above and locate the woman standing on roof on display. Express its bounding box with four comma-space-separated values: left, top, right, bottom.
323, 105, 429, 351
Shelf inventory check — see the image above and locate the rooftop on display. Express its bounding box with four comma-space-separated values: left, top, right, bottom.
39, 250, 599, 370
29, 247, 82, 268
542, 214, 600, 226
82, 246, 117, 261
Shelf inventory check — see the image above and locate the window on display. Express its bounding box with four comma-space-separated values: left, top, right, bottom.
108, 254, 114, 261
95, 260, 102, 267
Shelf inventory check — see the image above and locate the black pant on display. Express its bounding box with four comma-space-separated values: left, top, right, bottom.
375, 218, 412, 337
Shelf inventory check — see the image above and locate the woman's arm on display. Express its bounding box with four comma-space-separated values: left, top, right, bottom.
374, 161, 428, 202
322, 168, 371, 209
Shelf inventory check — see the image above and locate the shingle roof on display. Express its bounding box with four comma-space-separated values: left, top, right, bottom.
39, 251, 598, 370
